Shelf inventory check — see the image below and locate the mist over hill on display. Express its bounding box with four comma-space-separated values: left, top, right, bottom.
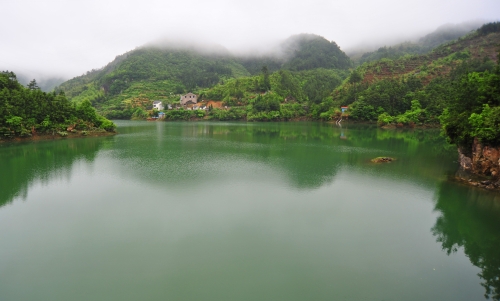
56, 33, 352, 98
15, 73, 66, 92
347, 21, 486, 64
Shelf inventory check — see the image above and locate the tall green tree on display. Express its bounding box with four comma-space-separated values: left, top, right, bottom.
260, 66, 271, 92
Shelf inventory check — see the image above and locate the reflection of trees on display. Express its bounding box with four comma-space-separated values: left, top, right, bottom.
114, 122, 456, 190
0, 138, 111, 207
2, 123, 457, 201
193, 123, 456, 188
432, 182, 500, 300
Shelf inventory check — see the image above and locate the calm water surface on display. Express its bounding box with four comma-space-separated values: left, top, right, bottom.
1, 121, 500, 301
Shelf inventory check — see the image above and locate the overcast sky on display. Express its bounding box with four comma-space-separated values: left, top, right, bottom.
2, 0, 499, 80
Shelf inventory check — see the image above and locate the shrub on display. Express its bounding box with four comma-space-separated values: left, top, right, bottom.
377, 113, 395, 126
98, 117, 116, 132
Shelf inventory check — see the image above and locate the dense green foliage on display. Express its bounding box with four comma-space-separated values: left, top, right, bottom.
358, 43, 428, 65
56, 47, 252, 119
477, 21, 500, 36
53, 22, 500, 152
237, 56, 283, 75
334, 22, 500, 130
334, 66, 467, 124
280, 34, 352, 71
201, 68, 345, 103
195, 68, 346, 121
340, 56, 499, 131
323, 22, 500, 153
338, 50, 500, 150
440, 62, 500, 148
237, 34, 352, 74
0, 71, 115, 139
56, 34, 352, 119
59, 49, 248, 98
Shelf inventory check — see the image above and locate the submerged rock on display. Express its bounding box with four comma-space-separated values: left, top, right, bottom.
371, 157, 395, 163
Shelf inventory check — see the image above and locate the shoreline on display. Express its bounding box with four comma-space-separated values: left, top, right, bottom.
0, 130, 117, 144
156, 117, 442, 128
380, 123, 441, 129
452, 172, 500, 191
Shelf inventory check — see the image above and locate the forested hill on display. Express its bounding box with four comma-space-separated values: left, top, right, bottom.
57, 47, 250, 99
56, 33, 352, 118
332, 22, 500, 147
58, 34, 352, 94
279, 34, 352, 71
346, 24, 500, 88
237, 34, 352, 74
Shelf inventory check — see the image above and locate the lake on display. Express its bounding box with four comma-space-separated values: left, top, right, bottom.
1, 121, 499, 301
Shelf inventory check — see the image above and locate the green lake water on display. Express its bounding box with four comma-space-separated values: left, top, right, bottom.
1, 121, 500, 301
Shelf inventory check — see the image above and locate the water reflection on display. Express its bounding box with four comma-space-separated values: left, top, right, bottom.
0, 122, 457, 206
111, 121, 457, 190
1, 121, 499, 301
0, 137, 112, 208
432, 181, 500, 300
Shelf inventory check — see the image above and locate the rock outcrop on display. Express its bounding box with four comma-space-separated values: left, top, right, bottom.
459, 138, 500, 178
457, 138, 500, 189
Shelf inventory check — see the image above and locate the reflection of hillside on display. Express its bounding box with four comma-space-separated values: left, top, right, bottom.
113, 122, 456, 189
0, 138, 111, 207
0, 122, 459, 204
432, 182, 500, 301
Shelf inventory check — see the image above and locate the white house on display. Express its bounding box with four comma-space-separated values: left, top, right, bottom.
152, 100, 164, 111
180, 93, 198, 106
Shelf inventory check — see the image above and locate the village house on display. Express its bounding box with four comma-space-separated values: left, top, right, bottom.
180, 93, 198, 106
152, 100, 164, 111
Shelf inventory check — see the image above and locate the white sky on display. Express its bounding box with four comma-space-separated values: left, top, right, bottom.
2, 0, 499, 80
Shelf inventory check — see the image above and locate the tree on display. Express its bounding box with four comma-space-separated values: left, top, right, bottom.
348, 70, 362, 84
260, 66, 271, 92
27, 79, 39, 90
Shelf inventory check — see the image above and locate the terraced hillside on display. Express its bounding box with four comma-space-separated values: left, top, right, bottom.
360, 31, 500, 85
332, 23, 500, 124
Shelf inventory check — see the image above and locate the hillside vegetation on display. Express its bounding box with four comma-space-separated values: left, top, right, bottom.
0, 72, 115, 140
333, 23, 500, 130
56, 34, 352, 119
54, 22, 500, 150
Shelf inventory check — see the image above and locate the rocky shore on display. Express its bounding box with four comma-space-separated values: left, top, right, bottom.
456, 138, 500, 190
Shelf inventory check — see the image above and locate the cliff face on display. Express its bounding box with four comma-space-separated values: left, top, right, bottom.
458, 138, 500, 189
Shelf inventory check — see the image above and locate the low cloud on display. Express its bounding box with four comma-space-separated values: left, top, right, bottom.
1, 0, 499, 80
